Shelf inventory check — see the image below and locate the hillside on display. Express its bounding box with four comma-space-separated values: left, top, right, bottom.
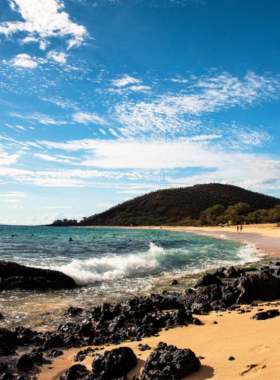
53, 184, 280, 227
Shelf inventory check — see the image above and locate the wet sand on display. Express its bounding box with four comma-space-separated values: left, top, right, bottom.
38, 301, 280, 380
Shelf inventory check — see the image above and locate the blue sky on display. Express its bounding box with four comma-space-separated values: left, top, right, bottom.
0, 0, 280, 225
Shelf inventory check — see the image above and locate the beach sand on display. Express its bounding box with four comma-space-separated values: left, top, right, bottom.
38, 301, 280, 380
157, 224, 280, 256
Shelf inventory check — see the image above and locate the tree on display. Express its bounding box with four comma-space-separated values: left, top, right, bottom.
202, 204, 225, 226
226, 203, 250, 224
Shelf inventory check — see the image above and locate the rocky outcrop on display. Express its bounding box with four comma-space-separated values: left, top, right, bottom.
92, 347, 137, 379
0, 261, 76, 291
236, 270, 280, 304
194, 273, 224, 288
139, 342, 200, 380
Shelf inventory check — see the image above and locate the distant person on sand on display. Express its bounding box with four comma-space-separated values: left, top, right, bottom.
240, 225, 243, 232
237, 225, 239, 232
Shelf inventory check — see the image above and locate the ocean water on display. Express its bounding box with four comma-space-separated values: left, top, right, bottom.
0, 225, 260, 329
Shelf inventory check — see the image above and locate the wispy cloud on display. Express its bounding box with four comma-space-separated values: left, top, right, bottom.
114, 72, 280, 137
72, 112, 109, 125
112, 75, 141, 87
10, 112, 67, 125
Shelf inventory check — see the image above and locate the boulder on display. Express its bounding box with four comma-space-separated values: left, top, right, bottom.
92, 347, 137, 379
0, 261, 76, 291
0, 363, 8, 373
17, 354, 33, 372
60, 364, 90, 380
0, 328, 17, 356
48, 349, 63, 358
139, 342, 200, 380
237, 271, 280, 304
252, 309, 280, 320
74, 347, 95, 362
194, 274, 224, 288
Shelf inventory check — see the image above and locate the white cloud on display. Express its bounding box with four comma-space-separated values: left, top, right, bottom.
72, 112, 109, 125
0, 191, 26, 198
4, 54, 37, 68
0, 146, 20, 166
0, 0, 88, 49
170, 78, 189, 83
112, 75, 141, 87
10, 112, 67, 125
129, 85, 151, 92
34, 153, 74, 163
47, 50, 67, 64
114, 72, 280, 137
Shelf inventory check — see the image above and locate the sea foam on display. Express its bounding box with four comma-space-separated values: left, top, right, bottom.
50, 242, 164, 285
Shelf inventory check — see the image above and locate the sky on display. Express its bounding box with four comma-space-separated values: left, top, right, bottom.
0, 0, 280, 225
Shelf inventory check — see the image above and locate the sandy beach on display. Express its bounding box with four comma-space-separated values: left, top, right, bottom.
38, 301, 280, 380
151, 224, 280, 256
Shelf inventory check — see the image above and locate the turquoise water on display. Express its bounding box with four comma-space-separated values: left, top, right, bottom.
0, 226, 260, 329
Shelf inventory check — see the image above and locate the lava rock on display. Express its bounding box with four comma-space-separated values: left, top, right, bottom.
74, 348, 95, 362
237, 271, 280, 304
139, 342, 200, 380
170, 280, 179, 286
17, 354, 34, 372
60, 364, 90, 380
0, 363, 8, 373
48, 349, 63, 358
138, 344, 151, 352
0, 328, 17, 356
226, 267, 244, 278
0, 261, 76, 291
92, 347, 137, 379
252, 309, 280, 320
213, 267, 226, 278
194, 274, 224, 288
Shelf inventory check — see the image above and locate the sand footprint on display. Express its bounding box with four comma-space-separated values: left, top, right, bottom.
240, 361, 267, 376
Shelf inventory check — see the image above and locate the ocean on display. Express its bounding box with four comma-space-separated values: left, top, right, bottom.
0, 225, 260, 330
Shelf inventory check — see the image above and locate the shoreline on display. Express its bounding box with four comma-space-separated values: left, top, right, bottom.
164, 224, 280, 256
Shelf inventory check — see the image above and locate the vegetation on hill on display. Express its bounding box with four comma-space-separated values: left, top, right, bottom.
52, 183, 280, 227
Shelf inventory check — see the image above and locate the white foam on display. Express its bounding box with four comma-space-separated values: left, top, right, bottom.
49, 242, 163, 285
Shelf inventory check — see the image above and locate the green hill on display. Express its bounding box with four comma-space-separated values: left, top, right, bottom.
52, 183, 280, 227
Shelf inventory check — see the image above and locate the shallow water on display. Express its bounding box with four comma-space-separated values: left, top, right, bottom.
0, 226, 260, 330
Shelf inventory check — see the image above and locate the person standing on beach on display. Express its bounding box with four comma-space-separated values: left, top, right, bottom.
240, 225, 243, 232
237, 225, 239, 232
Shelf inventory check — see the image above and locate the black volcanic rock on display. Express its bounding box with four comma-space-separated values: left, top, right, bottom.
139, 342, 200, 380
92, 347, 137, 379
237, 270, 280, 304
194, 273, 224, 288
0, 328, 17, 356
60, 364, 90, 380
252, 309, 280, 320
0, 261, 76, 291
17, 354, 34, 372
